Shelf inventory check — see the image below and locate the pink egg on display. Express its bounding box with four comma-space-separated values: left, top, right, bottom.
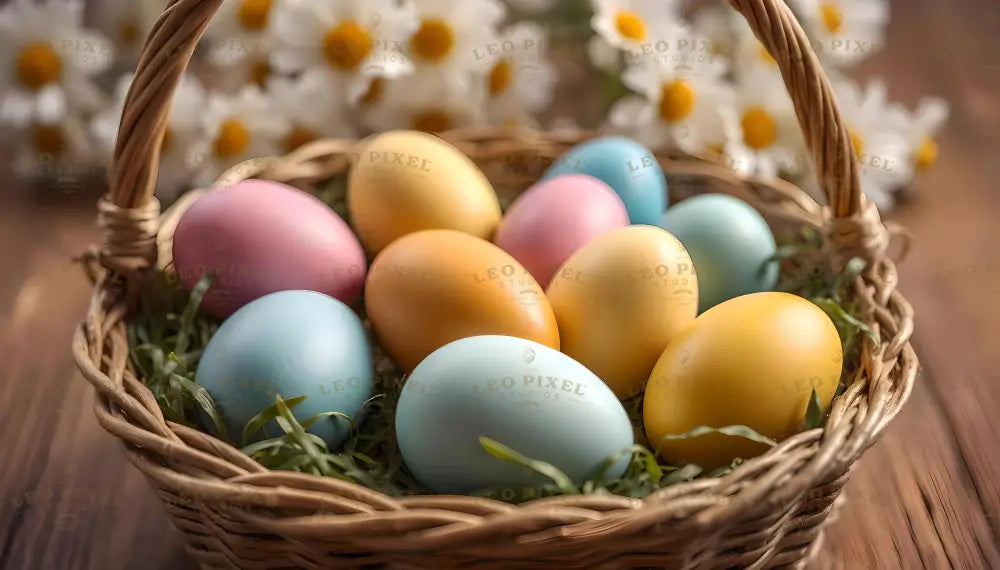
172, 179, 366, 318
494, 174, 630, 288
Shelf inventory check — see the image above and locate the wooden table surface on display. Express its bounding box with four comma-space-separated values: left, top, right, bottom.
2, 1, 999, 568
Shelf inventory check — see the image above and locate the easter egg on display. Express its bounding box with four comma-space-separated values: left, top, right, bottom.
643, 292, 843, 469
661, 194, 778, 313
494, 174, 630, 288
196, 290, 374, 449
347, 130, 502, 254
172, 179, 366, 319
543, 136, 667, 225
396, 335, 634, 495
365, 230, 560, 372
546, 225, 697, 397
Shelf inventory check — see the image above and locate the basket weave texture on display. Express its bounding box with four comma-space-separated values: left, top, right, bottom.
72, 0, 918, 568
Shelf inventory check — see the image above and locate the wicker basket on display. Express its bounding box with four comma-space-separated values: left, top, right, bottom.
72, 0, 918, 567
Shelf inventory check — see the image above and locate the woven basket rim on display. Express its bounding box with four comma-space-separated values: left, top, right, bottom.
71, 0, 919, 566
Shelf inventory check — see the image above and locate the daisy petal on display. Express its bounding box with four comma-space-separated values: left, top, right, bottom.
915, 97, 949, 134
0, 89, 36, 128
57, 31, 115, 75
62, 74, 106, 111
36, 84, 67, 123
587, 35, 621, 73
608, 95, 653, 129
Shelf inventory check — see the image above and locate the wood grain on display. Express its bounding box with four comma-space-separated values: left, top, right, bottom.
1, 0, 999, 568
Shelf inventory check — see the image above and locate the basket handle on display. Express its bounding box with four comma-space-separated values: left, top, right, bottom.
726, 0, 889, 267
98, 0, 885, 275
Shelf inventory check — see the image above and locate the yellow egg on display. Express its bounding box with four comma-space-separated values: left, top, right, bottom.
643, 292, 843, 469
348, 130, 502, 254
365, 229, 560, 372
546, 225, 698, 397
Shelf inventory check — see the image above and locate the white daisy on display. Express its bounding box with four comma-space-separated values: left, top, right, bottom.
722, 70, 805, 179
267, 68, 357, 153
186, 85, 290, 189
483, 22, 556, 127
591, 0, 684, 55
91, 73, 210, 201
691, 6, 738, 60
692, 8, 783, 85
270, 0, 418, 102
11, 115, 93, 179
203, 0, 275, 70
363, 69, 487, 134
0, 0, 114, 127
94, 0, 158, 64
408, 0, 507, 80
609, 35, 735, 154
789, 0, 888, 68
832, 77, 913, 211
213, 51, 280, 93
903, 97, 949, 173
730, 17, 784, 81
89, 73, 133, 160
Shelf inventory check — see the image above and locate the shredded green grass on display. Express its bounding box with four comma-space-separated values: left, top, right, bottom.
126, 185, 875, 503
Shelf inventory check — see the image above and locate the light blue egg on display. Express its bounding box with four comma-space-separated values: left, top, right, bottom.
660, 194, 779, 313
543, 136, 667, 225
196, 290, 373, 449
396, 335, 634, 496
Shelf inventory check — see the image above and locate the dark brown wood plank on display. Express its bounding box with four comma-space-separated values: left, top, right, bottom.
818, 0, 1000, 566
0, 198, 196, 570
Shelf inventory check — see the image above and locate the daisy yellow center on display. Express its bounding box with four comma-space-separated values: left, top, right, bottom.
741, 107, 778, 150
360, 78, 384, 106
161, 127, 175, 154
849, 129, 864, 158
411, 19, 454, 61
757, 43, 777, 66
820, 2, 844, 34
614, 11, 647, 41
412, 110, 452, 133
250, 59, 271, 87
915, 137, 938, 169
213, 119, 251, 158
15, 42, 63, 90
658, 80, 695, 123
33, 124, 64, 156
324, 21, 373, 70
121, 20, 140, 44
284, 126, 317, 152
238, 0, 272, 31
489, 59, 512, 96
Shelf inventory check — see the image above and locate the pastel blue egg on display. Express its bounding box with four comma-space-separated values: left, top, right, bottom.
660, 194, 779, 313
543, 136, 667, 225
196, 290, 373, 449
396, 335, 634, 496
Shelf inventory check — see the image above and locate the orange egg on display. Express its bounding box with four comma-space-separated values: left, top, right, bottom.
347, 130, 502, 254
643, 292, 843, 469
546, 225, 698, 397
365, 229, 560, 371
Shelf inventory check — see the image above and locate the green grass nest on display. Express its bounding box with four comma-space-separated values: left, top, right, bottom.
127, 181, 877, 504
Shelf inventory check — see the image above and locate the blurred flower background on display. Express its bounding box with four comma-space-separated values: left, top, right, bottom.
0, 0, 949, 211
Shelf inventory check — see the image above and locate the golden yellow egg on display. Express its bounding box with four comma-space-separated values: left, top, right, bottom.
365, 229, 560, 372
347, 130, 502, 254
643, 292, 843, 469
545, 225, 698, 397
